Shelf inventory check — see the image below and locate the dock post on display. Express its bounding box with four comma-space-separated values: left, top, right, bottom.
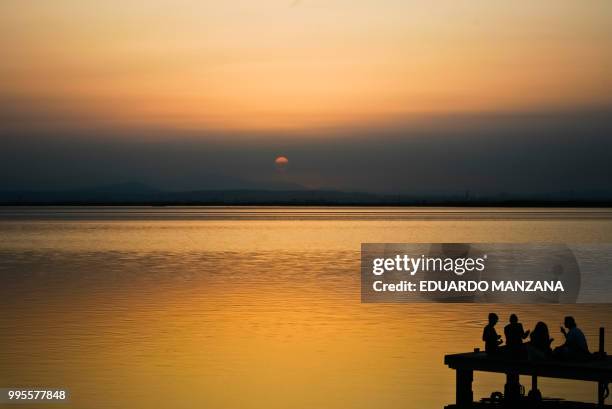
599, 327, 608, 407
456, 369, 473, 407
527, 374, 543, 402
504, 372, 521, 403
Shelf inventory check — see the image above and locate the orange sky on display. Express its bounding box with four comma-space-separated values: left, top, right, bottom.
1, 0, 611, 132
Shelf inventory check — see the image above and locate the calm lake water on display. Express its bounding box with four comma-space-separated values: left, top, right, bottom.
1, 207, 611, 409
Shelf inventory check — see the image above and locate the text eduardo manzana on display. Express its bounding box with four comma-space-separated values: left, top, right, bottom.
373, 280, 564, 292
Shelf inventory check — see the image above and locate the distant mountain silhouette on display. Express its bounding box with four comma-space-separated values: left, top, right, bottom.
0, 184, 376, 205
0, 183, 611, 206
0, 182, 162, 204
68, 182, 161, 194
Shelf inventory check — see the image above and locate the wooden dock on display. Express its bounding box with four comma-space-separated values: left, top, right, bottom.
445, 327, 611, 407
445, 351, 612, 407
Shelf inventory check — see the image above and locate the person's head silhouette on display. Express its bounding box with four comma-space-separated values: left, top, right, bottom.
509, 314, 518, 324
488, 313, 499, 325
564, 316, 576, 329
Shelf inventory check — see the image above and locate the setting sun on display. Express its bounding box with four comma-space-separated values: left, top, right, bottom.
275, 156, 289, 165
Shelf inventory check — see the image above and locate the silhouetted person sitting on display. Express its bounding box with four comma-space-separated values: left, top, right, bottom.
527, 321, 553, 360
483, 313, 503, 355
504, 314, 530, 358
554, 316, 590, 361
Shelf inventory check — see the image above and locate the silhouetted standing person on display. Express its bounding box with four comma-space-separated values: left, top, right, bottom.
483, 313, 503, 355
554, 316, 589, 360
504, 314, 530, 358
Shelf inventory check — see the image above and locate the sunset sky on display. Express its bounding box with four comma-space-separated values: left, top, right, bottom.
1, 1, 611, 193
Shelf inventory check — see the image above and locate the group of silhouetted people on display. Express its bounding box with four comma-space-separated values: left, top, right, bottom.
483, 313, 590, 361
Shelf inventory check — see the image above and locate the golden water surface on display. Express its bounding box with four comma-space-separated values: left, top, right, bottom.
1, 207, 611, 408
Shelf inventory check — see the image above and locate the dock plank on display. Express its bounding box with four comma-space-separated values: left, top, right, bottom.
445, 352, 612, 382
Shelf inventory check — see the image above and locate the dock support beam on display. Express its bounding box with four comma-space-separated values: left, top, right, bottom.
504, 372, 521, 403
527, 374, 543, 402
598, 327, 607, 407
456, 369, 473, 407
